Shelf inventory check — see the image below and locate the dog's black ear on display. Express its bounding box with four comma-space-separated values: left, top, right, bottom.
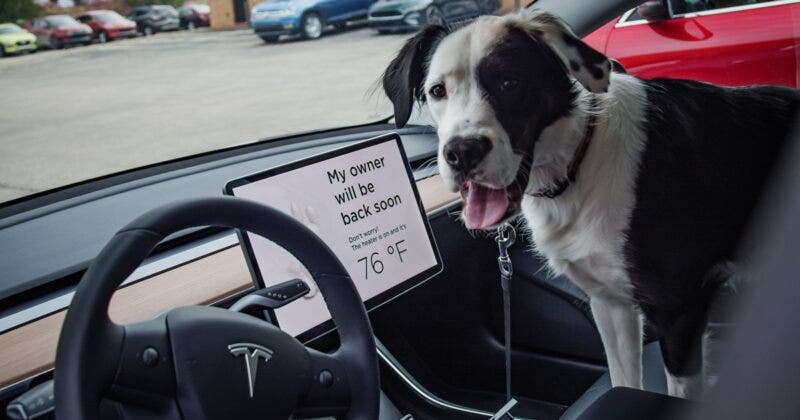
521, 10, 612, 93
382, 25, 448, 128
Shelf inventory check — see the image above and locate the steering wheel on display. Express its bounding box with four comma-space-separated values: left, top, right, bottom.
54, 197, 380, 419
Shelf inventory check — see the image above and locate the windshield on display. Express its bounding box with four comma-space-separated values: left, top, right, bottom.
0, 0, 798, 206
153, 6, 179, 16
93, 12, 126, 23
0, 24, 23, 34
45, 15, 81, 26
0, 5, 402, 205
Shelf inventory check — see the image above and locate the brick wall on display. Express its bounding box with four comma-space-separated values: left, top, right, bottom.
209, 0, 261, 30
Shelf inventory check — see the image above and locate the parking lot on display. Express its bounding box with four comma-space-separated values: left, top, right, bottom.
0, 27, 409, 202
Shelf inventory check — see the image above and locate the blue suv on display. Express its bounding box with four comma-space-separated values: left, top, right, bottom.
251, 0, 374, 42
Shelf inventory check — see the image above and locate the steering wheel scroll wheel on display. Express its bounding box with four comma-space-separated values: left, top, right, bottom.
55, 197, 380, 420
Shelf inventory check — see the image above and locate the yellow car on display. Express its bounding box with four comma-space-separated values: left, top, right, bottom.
0, 23, 37, 57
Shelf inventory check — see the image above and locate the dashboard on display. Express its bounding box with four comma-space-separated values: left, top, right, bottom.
0, 124, 458, 390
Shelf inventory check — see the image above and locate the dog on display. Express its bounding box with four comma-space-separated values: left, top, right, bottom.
382, 10, 800, 399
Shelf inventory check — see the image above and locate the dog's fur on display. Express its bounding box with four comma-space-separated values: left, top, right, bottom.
382, 11, 800, 399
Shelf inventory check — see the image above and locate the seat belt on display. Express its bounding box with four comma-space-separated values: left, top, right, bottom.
490, 222, 517, 420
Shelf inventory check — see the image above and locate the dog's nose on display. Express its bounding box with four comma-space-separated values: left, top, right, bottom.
443, 136, 492, 174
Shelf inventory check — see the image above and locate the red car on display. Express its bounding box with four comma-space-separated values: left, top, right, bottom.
178, 4, 211, 30
29, 15, 93, 49
76, 10, 138, 43
584, 0, 799, 88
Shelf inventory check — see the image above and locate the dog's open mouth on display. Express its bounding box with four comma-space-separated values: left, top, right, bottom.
460, 180, 523, 230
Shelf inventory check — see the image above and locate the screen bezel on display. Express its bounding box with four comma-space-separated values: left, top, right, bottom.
224, 133, 443, 342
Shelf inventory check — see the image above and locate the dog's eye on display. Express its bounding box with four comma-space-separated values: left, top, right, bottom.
429, 84, 447, 100
500, 79, 520, 92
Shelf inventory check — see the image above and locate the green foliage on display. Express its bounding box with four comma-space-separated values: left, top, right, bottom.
0, 0, 40, 23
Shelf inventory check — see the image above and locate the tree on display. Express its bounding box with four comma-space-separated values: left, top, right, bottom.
0, 0, 40, 23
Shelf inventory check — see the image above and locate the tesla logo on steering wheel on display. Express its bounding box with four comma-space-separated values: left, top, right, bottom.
228, 343, 274, 398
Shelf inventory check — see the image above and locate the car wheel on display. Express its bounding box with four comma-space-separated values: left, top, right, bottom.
98, 31, 108, 43
301, 12, 323, 39
144, 25, 154, 36
188, 21, 196, 30
425, 5, 445, 25
260, 35, 279, 42
49, 36, 60, 49
0, 46, 5, 58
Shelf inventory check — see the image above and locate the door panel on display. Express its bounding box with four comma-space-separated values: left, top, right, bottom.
315, 0, 343, 23
606, 1, 800, 88
371, 208, 608, 415
491, 248, 605, 363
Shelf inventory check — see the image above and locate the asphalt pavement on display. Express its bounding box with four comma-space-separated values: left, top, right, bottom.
0, 27, 409, 203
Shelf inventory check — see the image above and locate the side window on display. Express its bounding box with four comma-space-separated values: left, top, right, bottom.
77, 16, 91, 23
673, 0, 780, 14
624, 8, 643, 22
624, 0, 781, 22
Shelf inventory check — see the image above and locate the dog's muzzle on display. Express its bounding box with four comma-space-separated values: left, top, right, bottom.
443, 136, 492, 176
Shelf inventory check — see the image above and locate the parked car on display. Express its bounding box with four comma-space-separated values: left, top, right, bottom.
583, 0, 800, 89
368, 0, 498, 33
76, 10, 138, 43
179, 4, 211, 29
128, 5, 181, 36
0, 23, 37, 57
250, 0, 374, 42
29, 15, 92, 49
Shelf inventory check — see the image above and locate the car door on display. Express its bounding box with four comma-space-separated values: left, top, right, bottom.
316, 0, 361, 22
310, 0, 340, 23
604, 0, 800, 88
351, 0, 374, 18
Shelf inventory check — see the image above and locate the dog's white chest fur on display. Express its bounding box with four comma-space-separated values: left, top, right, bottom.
521, 74, 648, 301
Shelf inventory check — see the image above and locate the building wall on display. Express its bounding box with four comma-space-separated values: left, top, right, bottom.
209, 0, 261, 30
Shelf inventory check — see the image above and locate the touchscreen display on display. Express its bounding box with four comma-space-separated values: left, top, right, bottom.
226, 135, 441, 339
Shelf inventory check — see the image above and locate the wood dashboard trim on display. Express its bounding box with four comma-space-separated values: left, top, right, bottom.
0, 175, 460, 389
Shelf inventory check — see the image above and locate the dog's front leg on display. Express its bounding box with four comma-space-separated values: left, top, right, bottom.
563, 263, 643, 389
589, 295, 643, 390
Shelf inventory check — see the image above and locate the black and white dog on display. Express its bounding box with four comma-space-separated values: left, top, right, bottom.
382, 11, 800, 398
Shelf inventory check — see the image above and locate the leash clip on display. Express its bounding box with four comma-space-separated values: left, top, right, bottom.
496, 223, 516, 280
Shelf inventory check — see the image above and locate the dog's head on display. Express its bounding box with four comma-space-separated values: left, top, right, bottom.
382, 11, 611, 230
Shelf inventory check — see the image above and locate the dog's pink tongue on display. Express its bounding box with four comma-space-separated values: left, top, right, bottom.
464, 183, 509, 230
